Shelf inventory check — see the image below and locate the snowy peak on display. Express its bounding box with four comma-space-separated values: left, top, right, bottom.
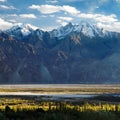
51, 21, 105, 39
4, 21, 119, 41
78, 21, 95, 37
12, 23, 38, 31
50, 22, 74, 39
6, 23, 38, 37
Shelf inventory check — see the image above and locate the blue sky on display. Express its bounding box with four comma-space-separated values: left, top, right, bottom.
0, 0, 120, 32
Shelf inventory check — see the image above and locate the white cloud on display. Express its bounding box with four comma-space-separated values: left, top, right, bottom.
56, 19, 68, 26
0, 5, 16, 10
0, 0, 6, 2
29, 5, 61, 14
78, 13, 118, 23
29, 4, 80, 15
56, 19, 62, 23
19, 14, 37, 19
94, 14, 117, 23
64, 0, 83, 2
97, 22, 120, 32
99, 0, 109, 3
76, 12, 120, 32
29, 4, 120, 32
41, 26, 58, 31
56, 16, 73, 27
8, 14, 17, 17
78, 13, 95, 19
88, 5, 99, 13
116, 0, 120, 2
58, 16, 73, 21
49, 15, 55, 17
0, 18, 13, 30
62, 5, 80, 15
60, 21, 68, 26
46, 0, 58, 3
8, 19, 16, 23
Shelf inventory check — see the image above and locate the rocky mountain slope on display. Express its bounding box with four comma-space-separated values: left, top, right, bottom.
0, 21, 120, 84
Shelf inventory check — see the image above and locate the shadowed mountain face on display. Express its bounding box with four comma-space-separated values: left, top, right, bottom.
0, 22, 120, 84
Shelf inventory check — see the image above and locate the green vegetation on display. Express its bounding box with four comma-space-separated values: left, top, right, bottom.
0, 97, 119, 120
0, 85, 119, 119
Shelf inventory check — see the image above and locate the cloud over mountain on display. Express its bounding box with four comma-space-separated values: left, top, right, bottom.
0, 0, 120, 32
0, 18, 13, 30
0, 0, 6, 2
29, 4, 80, 15
0, 5, 16, 10
19, 14, 37, 19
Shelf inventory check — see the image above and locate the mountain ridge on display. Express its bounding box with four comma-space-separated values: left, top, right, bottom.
0, 21, 120, 84
6, 21, 118, 40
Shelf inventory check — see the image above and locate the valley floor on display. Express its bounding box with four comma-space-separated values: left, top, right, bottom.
0, 84, 120, 120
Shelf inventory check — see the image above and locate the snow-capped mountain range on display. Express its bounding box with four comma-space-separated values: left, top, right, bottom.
51, 21, 105, 38
6, 23, 38, 39
5, 21, 113, 40
0, 21, 120, 84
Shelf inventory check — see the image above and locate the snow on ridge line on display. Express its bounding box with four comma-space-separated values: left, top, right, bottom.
6, 23, 38, 36
51, 21, 105, 38
5, 21, 120, 39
